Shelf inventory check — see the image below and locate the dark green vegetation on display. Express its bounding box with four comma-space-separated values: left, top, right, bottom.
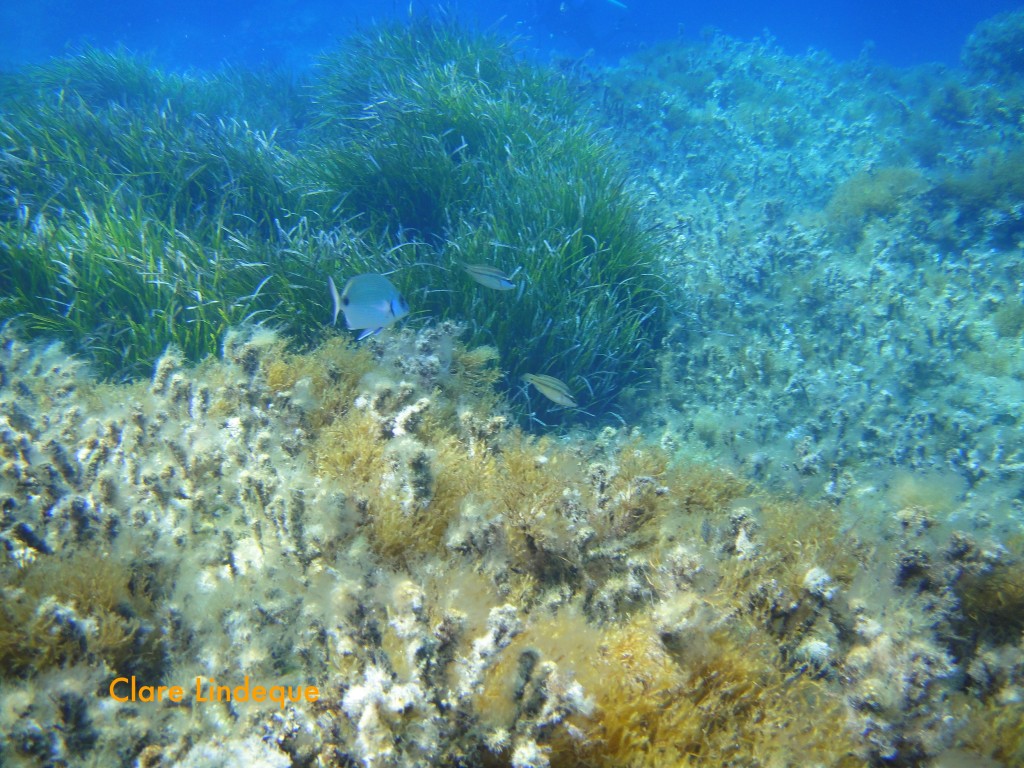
0, 47, 328, 377
0, 19, 667, 423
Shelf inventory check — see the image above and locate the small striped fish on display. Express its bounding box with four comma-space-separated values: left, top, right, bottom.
461, 263, 517, 291
522, 373, 577, 407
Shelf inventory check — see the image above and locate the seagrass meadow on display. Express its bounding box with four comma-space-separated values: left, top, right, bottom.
2, 10, 1024, 768
0, 18, 667, 424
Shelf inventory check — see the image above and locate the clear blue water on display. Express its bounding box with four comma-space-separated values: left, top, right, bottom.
2, 0, 1022, 70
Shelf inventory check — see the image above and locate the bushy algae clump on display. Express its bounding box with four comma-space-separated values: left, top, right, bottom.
961, 8, 1024, 83
0, 548, 162, 680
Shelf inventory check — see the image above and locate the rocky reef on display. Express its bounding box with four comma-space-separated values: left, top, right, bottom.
0, 322, 1021, 767
599, 16, 1024, 518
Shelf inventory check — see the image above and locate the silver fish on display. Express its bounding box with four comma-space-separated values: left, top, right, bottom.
462, 263, 517, 291
522, 373, 577, 407
329, 274, 409, 340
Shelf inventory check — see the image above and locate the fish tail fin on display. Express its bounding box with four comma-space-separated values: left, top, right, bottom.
328, 276, 341, 326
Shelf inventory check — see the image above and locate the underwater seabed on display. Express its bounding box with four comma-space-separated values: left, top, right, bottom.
3, 8, 1024, 765
0, 323, 1022, 768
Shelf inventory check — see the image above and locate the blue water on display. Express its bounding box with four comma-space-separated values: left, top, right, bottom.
2, 0, 1022, 71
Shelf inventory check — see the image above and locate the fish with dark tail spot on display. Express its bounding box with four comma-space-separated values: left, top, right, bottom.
329, 274, 409, 340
